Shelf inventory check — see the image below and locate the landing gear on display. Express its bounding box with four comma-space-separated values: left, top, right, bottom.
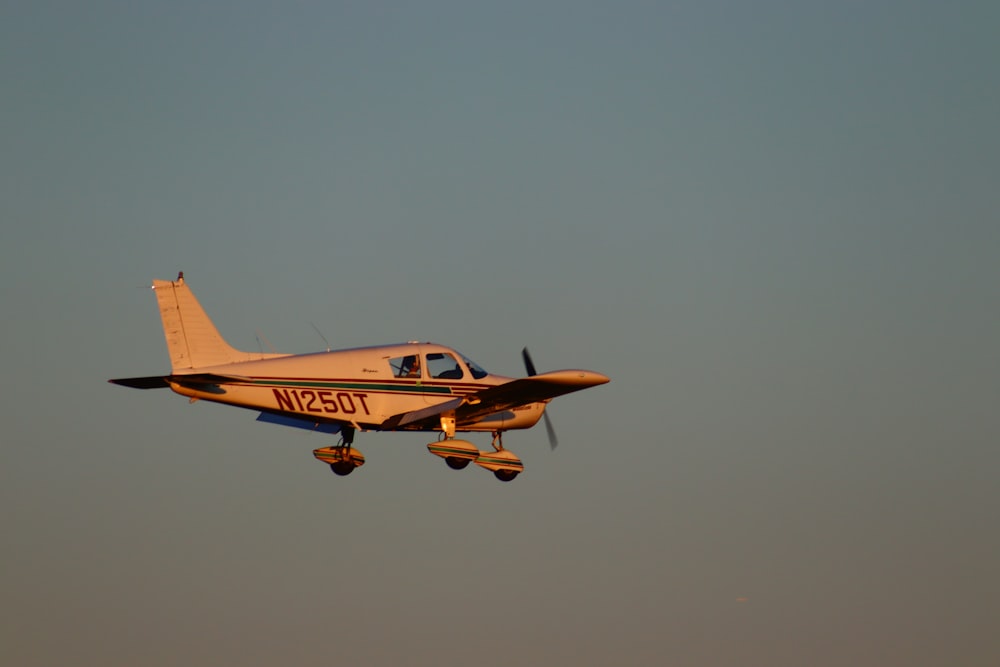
427, 430, 524, 480
494, 469, 519, 482
428, 436, 478, 470
313, 427, 365, 477
330, 461, 355, 476
445, 456, 471, 470
476, 430, 524, 482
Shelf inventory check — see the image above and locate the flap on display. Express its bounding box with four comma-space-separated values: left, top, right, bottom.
256, 411, 344, 434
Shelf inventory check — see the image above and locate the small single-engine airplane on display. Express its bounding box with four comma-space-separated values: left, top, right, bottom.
110, 273, 609, 481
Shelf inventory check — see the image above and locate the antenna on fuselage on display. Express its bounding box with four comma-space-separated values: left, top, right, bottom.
255, 329, 278, 354
310, 322, 331, 352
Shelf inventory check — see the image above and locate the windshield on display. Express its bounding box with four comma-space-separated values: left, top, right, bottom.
459, 353, 489, 380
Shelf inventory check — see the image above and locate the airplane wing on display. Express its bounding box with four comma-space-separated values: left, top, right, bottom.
380, 369, 609, 430
255, 411, 344, 434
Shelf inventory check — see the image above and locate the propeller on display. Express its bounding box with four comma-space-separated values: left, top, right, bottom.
522, 347, 559, 450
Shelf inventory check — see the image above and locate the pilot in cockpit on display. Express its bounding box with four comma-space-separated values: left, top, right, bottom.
401, 355, 421, 378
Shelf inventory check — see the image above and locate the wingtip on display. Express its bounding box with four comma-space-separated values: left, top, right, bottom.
532, 369, 609, 387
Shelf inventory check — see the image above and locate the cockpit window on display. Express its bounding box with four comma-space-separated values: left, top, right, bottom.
426, 352, 464, 380
460, 353, 489, 380
390, 355, 421, 378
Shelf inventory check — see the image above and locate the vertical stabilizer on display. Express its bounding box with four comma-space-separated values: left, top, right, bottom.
153, 274, 283, 370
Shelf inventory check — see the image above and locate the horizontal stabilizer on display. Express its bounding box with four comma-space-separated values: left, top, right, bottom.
168, 373, 251, 385
109, 373, 250, 389
108, 376, 169, 389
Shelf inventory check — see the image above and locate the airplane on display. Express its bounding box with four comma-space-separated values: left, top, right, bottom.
109, 273, 610, 481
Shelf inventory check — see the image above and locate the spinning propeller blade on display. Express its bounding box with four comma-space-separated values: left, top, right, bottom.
522, 347, 559, 450
522, 347, 538, 377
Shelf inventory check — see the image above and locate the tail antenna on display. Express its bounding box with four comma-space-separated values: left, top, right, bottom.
255, 329, 278, 354
310, 323, 332, 352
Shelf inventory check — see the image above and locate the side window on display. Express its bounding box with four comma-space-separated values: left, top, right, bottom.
426, 352, 464, 380
389, 355, 421, 378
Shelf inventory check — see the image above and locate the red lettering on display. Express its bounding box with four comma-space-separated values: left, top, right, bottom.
337, 392, 356, 414
273, 388, 295, 411
273, 388, 370, 416
301, 390, 321, 413
318, 390, 339, 413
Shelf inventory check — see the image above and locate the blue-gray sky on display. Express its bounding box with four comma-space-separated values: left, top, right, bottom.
2, 2, 998, 665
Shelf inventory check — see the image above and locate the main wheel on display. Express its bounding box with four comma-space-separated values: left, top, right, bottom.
330, 462, 355, 476
445, 456, 471, 470
494, 469, 519, 482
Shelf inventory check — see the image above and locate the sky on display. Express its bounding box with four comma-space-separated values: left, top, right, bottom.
2, 1, 998, 665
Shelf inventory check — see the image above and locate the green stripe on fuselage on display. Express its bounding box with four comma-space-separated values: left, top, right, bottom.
248, 379, 454, 394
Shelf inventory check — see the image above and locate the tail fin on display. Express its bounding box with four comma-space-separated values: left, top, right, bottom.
153, 273, 285, 370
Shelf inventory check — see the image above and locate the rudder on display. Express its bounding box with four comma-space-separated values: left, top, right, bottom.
153, 273, 281, 370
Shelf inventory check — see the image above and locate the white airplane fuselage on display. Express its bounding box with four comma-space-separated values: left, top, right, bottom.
110, 275, 609, 480
168, 342, 544, 433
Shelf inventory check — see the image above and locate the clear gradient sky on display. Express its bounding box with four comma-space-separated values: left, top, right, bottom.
2, 2, 998, 665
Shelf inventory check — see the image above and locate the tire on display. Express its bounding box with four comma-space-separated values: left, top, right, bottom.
494, 469, 519, 482
445, 457, 471, 470
330, 462, 355, 476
